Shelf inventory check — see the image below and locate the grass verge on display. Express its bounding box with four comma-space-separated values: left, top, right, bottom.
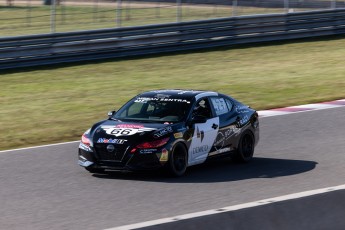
1, 36, 345, 150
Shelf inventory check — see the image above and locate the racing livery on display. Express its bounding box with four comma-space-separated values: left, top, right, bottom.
78, 90, 259, 176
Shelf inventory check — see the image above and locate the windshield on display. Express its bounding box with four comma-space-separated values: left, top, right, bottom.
114, 96, 192, 123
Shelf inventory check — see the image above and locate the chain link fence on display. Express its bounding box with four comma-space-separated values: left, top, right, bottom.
0, 0, 343, 37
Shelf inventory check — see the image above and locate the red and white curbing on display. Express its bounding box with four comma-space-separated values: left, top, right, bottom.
258, 99, 345, 117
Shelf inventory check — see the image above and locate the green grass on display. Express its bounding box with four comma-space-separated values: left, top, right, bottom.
1, 36, 345, 150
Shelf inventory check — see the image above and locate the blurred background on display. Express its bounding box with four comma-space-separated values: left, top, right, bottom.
1, 0, 344, 37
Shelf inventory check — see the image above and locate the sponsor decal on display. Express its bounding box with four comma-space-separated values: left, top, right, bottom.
196, 127, 205, 142
102, 125, 156, 137
214, 132, 225, 149
174, 132, 183, 139
188, 117, 219, 165
236, 106, 250, 114
115, 124, 144, 129
97, 138, 127, 144
214, 126, 241, 150
140, 149, 157, 154
192, 145, 209, 154
160, 149, 169, 161
238, 115, 250, 126
154, 127, 173, 138
134, 97, 190, 104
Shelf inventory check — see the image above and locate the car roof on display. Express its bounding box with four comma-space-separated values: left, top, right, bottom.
138, 89, 219, 100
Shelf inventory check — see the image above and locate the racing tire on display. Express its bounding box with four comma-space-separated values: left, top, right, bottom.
85, 166, 105, 174
234, 131, 255, 163
167, 143, 188, 177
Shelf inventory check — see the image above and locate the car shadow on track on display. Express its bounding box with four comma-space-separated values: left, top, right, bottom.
92, 157, 318, 183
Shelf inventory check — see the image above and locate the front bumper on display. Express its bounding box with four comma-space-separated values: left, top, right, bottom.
78, 143, 166, 171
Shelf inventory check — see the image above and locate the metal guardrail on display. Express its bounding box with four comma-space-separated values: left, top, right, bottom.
1, 8, 345, 70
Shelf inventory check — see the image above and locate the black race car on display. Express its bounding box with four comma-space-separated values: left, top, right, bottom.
78, 90, 259, 176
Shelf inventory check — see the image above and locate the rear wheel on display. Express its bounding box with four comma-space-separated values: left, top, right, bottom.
167, 143, 187, 177
234, 131, 255, 163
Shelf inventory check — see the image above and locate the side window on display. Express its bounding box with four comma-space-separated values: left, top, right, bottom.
225, 98, 233, 111
192, 98, 213, 119
210, 97, 229, 116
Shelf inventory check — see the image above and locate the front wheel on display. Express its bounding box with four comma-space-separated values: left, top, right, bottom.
167, 143, 188, 177
234, 131, 255, 163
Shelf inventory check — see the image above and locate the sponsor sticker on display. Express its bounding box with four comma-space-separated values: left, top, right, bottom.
140, 149, 157, 154
235, 105, 250, 114
238, 115, 250, 126
196, 127, 205, 142
192, 145, 209, 154
214, 126, 241, 150
115, 124, 144, 129
160, 149, 169, 162
154, 127, 173, 138
97, 138, 127, 144
134, 97, 190, 104
173, 132, 183, 139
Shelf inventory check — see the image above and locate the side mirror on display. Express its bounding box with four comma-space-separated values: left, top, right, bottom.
108, 110, 116, 118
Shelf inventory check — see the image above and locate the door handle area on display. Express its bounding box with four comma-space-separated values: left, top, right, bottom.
212, 123, 218, 129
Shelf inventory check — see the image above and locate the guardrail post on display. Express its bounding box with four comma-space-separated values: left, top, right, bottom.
50, 0, 56, 33
26, 0, 32, 26
116, 0, 122, 27
232, 0, 238, 16
177, 0, 182, 22
284, 0, 289, 13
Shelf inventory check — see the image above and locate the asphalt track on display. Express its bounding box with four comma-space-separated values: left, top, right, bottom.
0, 107, 344, 230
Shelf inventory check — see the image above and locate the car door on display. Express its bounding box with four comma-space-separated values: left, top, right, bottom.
188, 97, 219, 166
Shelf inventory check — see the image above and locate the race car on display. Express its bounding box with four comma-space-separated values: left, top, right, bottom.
78, 89, 259, 176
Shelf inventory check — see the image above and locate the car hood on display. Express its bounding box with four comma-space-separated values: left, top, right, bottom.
91, 120, 176, 144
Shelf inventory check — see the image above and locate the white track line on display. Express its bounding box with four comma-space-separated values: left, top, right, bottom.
105, 184, 345, 230
0, 140, 79, 153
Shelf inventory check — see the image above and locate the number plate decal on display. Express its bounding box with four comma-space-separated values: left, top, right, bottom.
101, 125, 156, 137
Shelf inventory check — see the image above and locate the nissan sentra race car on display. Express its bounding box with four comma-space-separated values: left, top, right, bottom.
78, 90, 259, 176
